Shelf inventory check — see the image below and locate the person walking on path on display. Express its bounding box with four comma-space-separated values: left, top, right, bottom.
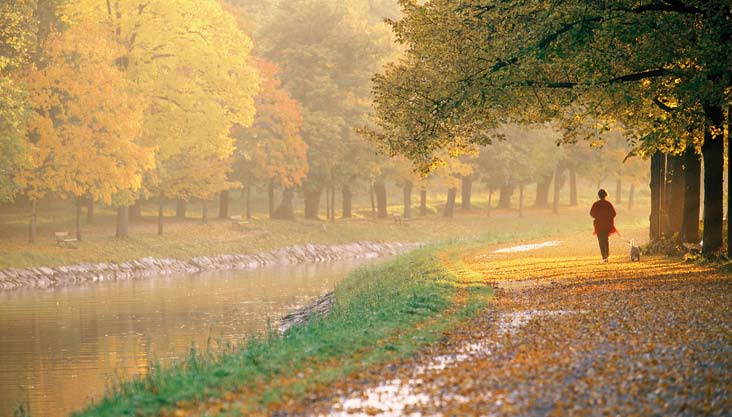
590, 189, 617, 263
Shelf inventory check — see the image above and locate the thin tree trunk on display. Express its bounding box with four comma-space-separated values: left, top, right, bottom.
649, 152, 665, 241
86, 198, 94, 224
273, 188, 295, 220
552, 162, 566, 214
268, 181, 275, 219
245, 184, 251, 219
342, 185, 353, 219
374, 181, 387, 218
175, 200, 186, 219
29, 200, 37, 244
218, 190, 229, 219
157, 197, 164, 236
667, 155, 685, 237
616, 179, 623, 205
116, 205, 129, 238
330, 185, 336, 222
628, 184, 635, 211
419, 189, 427, 216
487, 187, 493, 216
370, 182, 376, 219
444, 187, 456, 218
702, 104, 725, 254
534, 176, 551, 208
682, 145, 701, 243
498, 186, 513, 209
518, 184, 524, 217
75, 197, 82, 241
728, 107, 732, 258
403, 181, 412, 219
461, 176, 472, 210
325, 186, 331, 220
304, 189, 322, 220
201, 200, 208, 224
569, 167, 577, 206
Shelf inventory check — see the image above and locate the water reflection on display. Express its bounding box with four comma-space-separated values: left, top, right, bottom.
0, 258, 376, 417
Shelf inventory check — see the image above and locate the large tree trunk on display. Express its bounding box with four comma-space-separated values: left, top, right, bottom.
75, 197, 82, 241
615, 179, 623, 205
461, 176, 472, 210
86, 198, 94, 224
304, 189, 322, 220
498, 186, 513, 209
667, 155, 685, 237
534, 176, 552, 208
201, 200, 208, 224
374, 181, 387, 218
218, 190, 229, 219
628, 184, 635, 211
649, 152, 665, 241
342, 185, 353, 219
518, 184, 525, 217
701, 104, 725, 254
444, 187, 457, 218
273, 188, 295, 220
175, 200, 186, 219
157, 197, 164, 236
552, 162, 566, 214
403, 181, 412, 219
568, 167, 577, 206
129, 200, 142, 222
681, 145, 701, 243
419, 189, 427, 216
244, 184, 251, 219
116, 205, 129, 238
268, 181, 275, 219
29, 200, 37, 244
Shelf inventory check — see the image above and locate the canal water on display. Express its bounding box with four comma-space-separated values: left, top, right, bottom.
0, 257, 380, 417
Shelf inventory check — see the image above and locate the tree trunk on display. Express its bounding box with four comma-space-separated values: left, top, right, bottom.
374, 181, 387, 218
129, 200, 142, 222
667, 155, 685, 237
444, 187, 456, 218
273, 188, 295, 220
419, 189, 427, 216
702, 104, 725, 254
728, 107, 732, 258
535, 176, 551, 208
681, 145, 701, 243
518, 184, 524, 217
568, 167, 577, 206
268, 181, 275, 219
615, 179, 623, 205
201, 200, 208, 224
330, 185, 336, 221
649, 152, 665, 241
342, 185, 353, 219
29, 200, 37, 244
498, 186, 513, 209
218, 190, 229, 219
175, 200, 186, 219
487, 187, 493, 216
403, 181, 412, 219
325, 186, 331, 220
370, 183, 376, 219
304, 189, 322, 220
628, 184, 635, 211
552, 162, 566, 214
157, 197, 164, 236
245, 184, 251, 219
461, 176, 472, 210
75, 197, 82, 241
86, 198, 94, 224
116, 205, 129, 238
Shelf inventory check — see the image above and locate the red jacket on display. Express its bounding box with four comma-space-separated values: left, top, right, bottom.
590, 199, 617, 235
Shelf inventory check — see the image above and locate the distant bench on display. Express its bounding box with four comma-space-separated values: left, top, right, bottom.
54, 231, 78, 248
230, 215, 250, 231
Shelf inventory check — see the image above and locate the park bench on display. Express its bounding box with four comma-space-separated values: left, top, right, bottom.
230, 215, 250, 231
54, 231, 78, 248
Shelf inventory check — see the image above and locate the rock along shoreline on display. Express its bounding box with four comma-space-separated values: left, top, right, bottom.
0, 241, 420, 292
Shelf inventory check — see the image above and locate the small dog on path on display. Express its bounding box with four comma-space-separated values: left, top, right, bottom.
629, 240, 641, 262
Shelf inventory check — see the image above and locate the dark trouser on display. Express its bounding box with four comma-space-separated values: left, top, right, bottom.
597, 231, 609, 259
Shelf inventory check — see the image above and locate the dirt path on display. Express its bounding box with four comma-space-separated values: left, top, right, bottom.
281, 231, 732, 416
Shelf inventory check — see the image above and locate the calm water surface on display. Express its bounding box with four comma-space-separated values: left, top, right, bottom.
0, 258, 379, 417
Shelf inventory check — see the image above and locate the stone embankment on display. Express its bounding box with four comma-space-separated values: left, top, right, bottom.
0, 241, 419, 291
